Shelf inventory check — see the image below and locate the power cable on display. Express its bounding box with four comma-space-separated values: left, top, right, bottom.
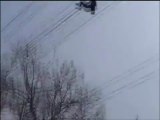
29, 9, 79, 50
7, 2, 49, 42
23, 2, 74, 47
100, 69, 158, 102
36, 2, 122, 60
4, 1, 158, 103
34, 55, 158, 94
27, 2, 158, 97
1, 2, 33, 32
2, 2, 78, 77
57, 1, 121, 47
10, 2, 120, 59
89, 56, 158, 96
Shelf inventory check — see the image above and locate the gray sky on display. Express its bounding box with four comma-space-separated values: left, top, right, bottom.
1, 1, 159, 119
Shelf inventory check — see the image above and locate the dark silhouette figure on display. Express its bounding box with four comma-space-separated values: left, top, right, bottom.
76, 0, 97, 14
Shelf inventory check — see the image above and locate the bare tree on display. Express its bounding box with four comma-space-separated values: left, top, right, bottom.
1, 43, 106, 120
40, 61, 104, 120
8, 44, 41, 120
42, 61, 78, 120
1, 53, 13, 110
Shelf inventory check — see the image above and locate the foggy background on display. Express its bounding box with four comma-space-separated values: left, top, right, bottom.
1, 1, 159, 120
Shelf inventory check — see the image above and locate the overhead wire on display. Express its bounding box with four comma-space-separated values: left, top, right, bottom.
1, 2, 34, 32
4, 2, 158, 103
10, 2, 121, 58
29, 9, 80, 50
3, 2, 78, 76
34, 55, 158, 94
7, 2, 49, 42
35, 2, 122, 59
57, 1, 122, 47
44, 1, 158, 102
22, 2, 74, 46
88, 55, 158, 96
100, 69, 158, 102
3, 2, 159, 117
12, 2, 160, 102
85, 56, 158, 101
24, 1, 159, 95
2, 2, 75, 51
22, 1, 119, 55
22, 2, 77, 49
35, 66, 158, 114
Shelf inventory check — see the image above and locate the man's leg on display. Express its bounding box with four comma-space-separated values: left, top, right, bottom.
91, 6, 95, 14
81, 2, 91, 9
75, 1, 83, 10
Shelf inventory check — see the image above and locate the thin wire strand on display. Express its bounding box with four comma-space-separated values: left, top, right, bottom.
101, 70, 158, 102
5, 2, 158, 103
57, 2, 121, 47
36, 2, 121, 60
23, 2, 74, 47
29, 9, 79, 50
8, 2, 49, 42
1, 2, 34, 32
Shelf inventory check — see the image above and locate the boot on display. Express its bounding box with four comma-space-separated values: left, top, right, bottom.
91, 11, 95, 15
75, 3, 82, 10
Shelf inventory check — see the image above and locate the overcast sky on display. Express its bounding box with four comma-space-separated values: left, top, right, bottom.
1, 1, 159, 119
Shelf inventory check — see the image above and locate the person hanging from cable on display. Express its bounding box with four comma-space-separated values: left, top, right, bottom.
75, 0, 97, 15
